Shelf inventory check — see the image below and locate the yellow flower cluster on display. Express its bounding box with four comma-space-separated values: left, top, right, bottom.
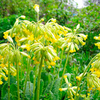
0, 55, 16, 85
94, 34, 100, 49
59, 75, 84, 99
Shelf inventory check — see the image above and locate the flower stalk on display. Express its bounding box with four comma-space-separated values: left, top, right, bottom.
16, 61, 20, 100
57, 50, 63, 78
33, 65, 38, 100
74, 55, 97, 100
36, 52, 44, 100
23, 58, 30, 100
8, 57, 10, 100
60, 51, 70, 87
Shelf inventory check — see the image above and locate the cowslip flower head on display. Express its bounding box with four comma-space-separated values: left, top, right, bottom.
33, 4, 39, 13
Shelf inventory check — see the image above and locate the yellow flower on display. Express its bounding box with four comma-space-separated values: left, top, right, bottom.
50, 62, 56, 66
28, 55, 31, 59
97, 87, 100, 91
4, 77, 8, 81
87, 93, 90, 96
51, 18, 56, 23
25, 44, 30, 51
69, 50, 76, 53
63, 75, 67, 79
32, 57, 36, 61
0, 64, 5, 68
84, 35, 88, 40
82, 42, 85, 46
0, 55, 3, 60
3, 34, 8, 39
59, 88, 62, 91
42, 65, 44, 67
91, 63, 94, 67
54, 56, 60, 61
0, 75, 2, 78
41, 18, 44, 21
12, 72, 16, 76
28, 34, 34, 41
18, 62, 21, 66
0, 80, 3, 85
33, 4, 39, 12
5, 71, 8, 75
48, 65, 51, 69
76, 76, 81, 81
34, 61, 40, 64
68, 83, 72, 87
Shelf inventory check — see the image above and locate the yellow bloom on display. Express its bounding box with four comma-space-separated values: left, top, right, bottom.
69, 50, 76, 53
32, 57, 36, 61
76, 76, 81, 81
28, 55, 31, 59
3, 34, 8, 39
59, 88, 62, 91
0, 75, 2, 78
87, 93, 90, 96
0, 80, 3, 85
42, 65, 44, 67
68, 83, 72, 87
50, 62, 56, 66
0, 64, 5, 68
97, 87, 100, 91
84, 35, 88, 40
34, 61, 40, 64
18, 62, 21, 66
54, 56, 60, 61
48, 65, 51, 69
82, 42, 85, 46
63, 75, 67, 78
25, 44, 30, 51
41, 18, 44, 21
12, 72, 16, 76
5, 70, 8, 75
4, 77, 8, 81
51, 18, 56, 23
28, 34, 34, 41
33, 4, 39, 12
0, 55, 3, 60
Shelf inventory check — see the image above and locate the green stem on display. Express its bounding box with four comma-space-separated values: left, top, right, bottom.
8, 58, 10, 100
37, 12, 39, 22
36, 55, 43, 100
23, 58, 30, 100
21, 63, 23, 90
74, 55, 97, 100
17, 62, 20, 100
57, 50, 63, 78
77, 78, 86, 99
60, 51, 70, 87
28, 59, 31, 97
33, 65, 38, 100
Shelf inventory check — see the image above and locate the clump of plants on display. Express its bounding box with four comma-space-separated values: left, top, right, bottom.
0, 4, 100, 100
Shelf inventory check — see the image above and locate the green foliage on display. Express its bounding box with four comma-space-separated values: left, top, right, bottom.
66, 3, 100, 52
0, 15, 18, 39
0, 0, 36, 18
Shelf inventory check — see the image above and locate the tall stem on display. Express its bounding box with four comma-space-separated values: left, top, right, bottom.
23, 58, 30, 100
37, 12, 39, 22
57, 50, 63, 78
74, 55, 97, 100
60, 51, 70, 87
36, 54, 43, 100
33, 65, 38, 100
8, 57, 10, 100
16, 61, 20, 100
